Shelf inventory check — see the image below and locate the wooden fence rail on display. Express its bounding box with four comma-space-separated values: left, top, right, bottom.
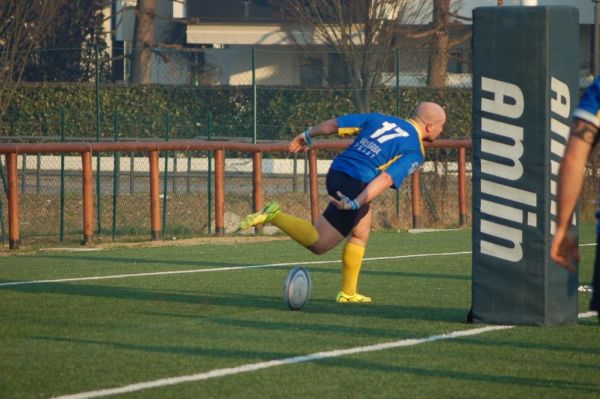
0, 139, 472, 249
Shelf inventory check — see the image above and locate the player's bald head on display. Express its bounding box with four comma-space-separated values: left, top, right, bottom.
412, 102, 446, 142
413, 102, 446, 125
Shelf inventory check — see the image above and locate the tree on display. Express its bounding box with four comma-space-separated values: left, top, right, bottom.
20, 0, 108, 83
276, 0, 430, 113
130, 0, 158, 84
0, 0, 66, 124
405, 0, 471, 88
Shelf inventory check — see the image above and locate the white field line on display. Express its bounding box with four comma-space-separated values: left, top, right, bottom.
2, 242, 595, 287
50, 310, 600, 399
0, 250, 472, 287
51, 325, 513, 399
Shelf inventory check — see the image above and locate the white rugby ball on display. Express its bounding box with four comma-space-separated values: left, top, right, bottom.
283, 266, 312, 310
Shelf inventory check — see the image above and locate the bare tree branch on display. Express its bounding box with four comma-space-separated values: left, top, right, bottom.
449, 30, 472, 48
275, 0, 430, 112
0, 0, 66, 124
449, 11, 472, 21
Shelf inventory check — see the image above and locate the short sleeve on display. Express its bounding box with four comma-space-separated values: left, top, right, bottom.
382, 152, 423, 188
573, 77, 600, 128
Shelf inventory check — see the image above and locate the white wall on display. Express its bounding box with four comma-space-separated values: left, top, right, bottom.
205, 47, 300, 86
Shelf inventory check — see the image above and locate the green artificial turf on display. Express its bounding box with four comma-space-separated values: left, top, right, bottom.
0, 226, 598, 398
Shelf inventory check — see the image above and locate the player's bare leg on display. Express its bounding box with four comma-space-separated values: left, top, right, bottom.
306, 216, 345, 254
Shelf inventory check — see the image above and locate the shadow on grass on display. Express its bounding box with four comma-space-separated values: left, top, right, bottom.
32, 255, 470, 282
326, 357, 600, 394
0, 280, 468, 323
142, 311, 463, 339
451, 336, 600, 355
35, 254, 243, 268
308, 266, 470, 281
31, 335, 296, 360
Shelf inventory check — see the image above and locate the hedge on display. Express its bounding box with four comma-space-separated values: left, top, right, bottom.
1, 83, 473, 141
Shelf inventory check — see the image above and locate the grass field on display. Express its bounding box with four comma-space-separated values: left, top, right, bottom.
1, 226, 599, 399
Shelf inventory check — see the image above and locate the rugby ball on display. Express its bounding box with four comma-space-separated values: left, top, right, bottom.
283, 266, 312, 310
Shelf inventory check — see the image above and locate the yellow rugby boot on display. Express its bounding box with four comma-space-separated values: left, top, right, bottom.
335, 291, 372, 303
238, 201, 281, 230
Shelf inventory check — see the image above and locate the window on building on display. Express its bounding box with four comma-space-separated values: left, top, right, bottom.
327, 53, 350, 86
300, 56, 324, 86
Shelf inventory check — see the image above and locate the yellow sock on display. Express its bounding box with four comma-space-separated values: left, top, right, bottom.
341, 241, 365, 296
271, 212, 318, 248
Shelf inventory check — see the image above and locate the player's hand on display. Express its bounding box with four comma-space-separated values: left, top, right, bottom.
289, 132, 310, 153
550, 229, 579, 272
329, 191, 360, 210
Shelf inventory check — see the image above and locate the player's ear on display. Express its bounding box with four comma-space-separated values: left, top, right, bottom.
425, 122, 433, 134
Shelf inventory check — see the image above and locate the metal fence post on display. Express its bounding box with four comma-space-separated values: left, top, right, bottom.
252, 151, 263, 234
112, 112, 120, 240
129, 154, 135, 194
0, 147, 9, 244
35, 154, 41, 194
186, 153, 192, 194
60, 109, 65, 243
82, 151, 94, 245
303, 152, 308, 193
308, 148, 319, 224
6, 153, 19, 249
0, 157, 5, 244
411, 170, 421, 229
207, 112, 213, 235
252, 46, 257, 143
214, 148, 225, 236
458, 147, 467, 226
20, 154, 26, 193
162, 112, 170, 238
149, 150, 161, 240
95, 43, 102, 235
292, 152, 298, 192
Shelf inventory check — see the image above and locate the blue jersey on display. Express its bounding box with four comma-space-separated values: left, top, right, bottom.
573, 76, 600, 128
330, 113, 425, 188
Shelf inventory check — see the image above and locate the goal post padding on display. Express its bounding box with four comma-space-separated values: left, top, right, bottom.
471, 6, 579, 325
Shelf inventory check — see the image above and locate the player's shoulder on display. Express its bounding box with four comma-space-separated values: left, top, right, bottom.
582, 76, 600, 98
574, 77, 600, 126
338, 112, 409, 128
365, 113, 410, 126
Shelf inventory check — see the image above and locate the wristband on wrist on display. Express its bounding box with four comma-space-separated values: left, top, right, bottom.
349, 199, 360, 210
303, 129, 313, 147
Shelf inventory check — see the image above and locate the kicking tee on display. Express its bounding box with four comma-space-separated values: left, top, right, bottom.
330, 113, 425, 188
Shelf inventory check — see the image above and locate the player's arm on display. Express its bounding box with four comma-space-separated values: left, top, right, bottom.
330, 153, 421, 210
329, 172, 394, 210
289, 119, 339, 153
550, 118, 597, 271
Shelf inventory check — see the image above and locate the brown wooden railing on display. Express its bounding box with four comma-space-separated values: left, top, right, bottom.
0, 139, 471, 249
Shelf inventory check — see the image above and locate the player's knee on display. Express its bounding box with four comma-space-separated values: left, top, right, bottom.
308, 245, 328, 255
350, 231, 370, 244
307, 241, 331, 255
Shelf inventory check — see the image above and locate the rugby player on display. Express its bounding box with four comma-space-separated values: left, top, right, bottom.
239, 102, 446, 303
